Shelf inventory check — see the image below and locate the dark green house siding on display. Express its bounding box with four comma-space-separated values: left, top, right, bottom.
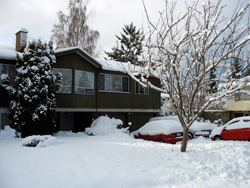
53, 48, 160, 132
54, 51, 161, 111
54, 53, 98, 109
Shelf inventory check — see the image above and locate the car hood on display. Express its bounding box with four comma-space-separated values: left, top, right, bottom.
210, 126, 224, 138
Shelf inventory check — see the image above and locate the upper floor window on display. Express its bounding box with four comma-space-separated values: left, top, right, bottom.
0, 64, 16, 85
53, 68, 72, 93
75, 70, 94, 95
235, 89, 250, 101
135, 81, 149, 95
98, 73, 130, 93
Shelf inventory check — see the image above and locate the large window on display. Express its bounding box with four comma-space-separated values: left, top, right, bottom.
75, 70, 94, 95
235, 88, 250, 101
0, 64, 15, 85
98, 74, 130, 93
53, 68, 72, 93
135, 81, 149, 95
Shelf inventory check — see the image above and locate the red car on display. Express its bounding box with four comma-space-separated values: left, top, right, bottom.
210, 117, 250, 141
132, 120, 184, 144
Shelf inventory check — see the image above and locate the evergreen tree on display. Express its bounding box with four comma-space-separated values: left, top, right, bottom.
105, 23, 144, 66
7, 40, 61, 137
244, 68, 250, 77
208, 67, 217, 94
230, 58, 242, 79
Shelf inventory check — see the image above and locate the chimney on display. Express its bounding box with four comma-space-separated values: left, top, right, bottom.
15, 28, 28, 52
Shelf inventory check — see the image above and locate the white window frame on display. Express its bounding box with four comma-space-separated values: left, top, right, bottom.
98, 73, 130, 93
75, 70, 94, 95
135, 81, 149, 95
53, 68, 72, 93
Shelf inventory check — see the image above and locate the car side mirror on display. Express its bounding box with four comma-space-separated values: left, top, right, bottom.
223, 126, 227, 130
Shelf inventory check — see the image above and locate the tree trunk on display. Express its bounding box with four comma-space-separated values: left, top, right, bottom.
181, 128, 189, 152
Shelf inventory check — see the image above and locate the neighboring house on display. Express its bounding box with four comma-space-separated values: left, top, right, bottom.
227, 84, 250, 119
0, 44, 16, 130
0, 28, 161, 132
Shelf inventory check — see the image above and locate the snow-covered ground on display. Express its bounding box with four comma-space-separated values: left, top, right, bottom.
1, 131, 250, 188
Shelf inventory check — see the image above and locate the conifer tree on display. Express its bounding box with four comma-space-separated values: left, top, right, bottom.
208, 67, 217, 94
7, 40, 61, 137
230, 58, 242, 79
105, 23, 144, 66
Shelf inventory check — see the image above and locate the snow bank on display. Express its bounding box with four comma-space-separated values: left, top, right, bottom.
85, 116, 128, 136
54, 130, 87, 137
22, 135, 61, 147
0, 126, 18, 138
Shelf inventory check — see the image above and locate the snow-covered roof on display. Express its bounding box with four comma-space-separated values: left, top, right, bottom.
54, 46, 83, 54
55, 46, 140, 74
0, 45, 141, 75
0, 44, 17, 60
97, 59, 129, 73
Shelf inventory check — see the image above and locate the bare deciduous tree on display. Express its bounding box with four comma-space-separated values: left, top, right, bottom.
51, 0, 100, 56
128, 0, 250, 152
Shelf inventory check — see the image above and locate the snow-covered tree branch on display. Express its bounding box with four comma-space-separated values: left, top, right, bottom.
128, 0, 250, 152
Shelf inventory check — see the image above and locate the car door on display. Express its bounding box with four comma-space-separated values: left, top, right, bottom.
238, 120, 250, 140
221, 120, 240, 140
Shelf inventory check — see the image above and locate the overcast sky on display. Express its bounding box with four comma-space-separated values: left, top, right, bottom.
0, 0, 249, 58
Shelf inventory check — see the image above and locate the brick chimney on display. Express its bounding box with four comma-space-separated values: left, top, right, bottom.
15, 28, 28, 52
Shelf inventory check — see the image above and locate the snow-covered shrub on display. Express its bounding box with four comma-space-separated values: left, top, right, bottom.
22, 135, 60, 147
0, 73, 9, 84
85, 116, 128, 136
6, 40, 61, 137
0, 126, 19, 138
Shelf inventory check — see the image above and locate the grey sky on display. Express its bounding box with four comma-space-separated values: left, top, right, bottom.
0, 0, 248, 58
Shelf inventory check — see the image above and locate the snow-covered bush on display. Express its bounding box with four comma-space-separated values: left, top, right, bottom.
0, 73, 9, 84
0, 126, 19, 138
6, 40, 61, 137
22, 135, 60, 147
85, 116, 128, 136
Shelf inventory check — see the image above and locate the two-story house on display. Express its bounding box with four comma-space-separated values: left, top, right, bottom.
227, 84, 250, 119
0, 28, 160, 132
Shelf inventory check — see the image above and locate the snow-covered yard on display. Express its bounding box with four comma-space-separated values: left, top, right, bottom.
1, 131, 250, 188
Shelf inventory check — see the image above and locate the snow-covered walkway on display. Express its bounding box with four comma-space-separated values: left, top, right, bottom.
1, 133, 250, 188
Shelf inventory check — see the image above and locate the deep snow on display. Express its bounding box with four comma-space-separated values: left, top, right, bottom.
1, 132, 250, 188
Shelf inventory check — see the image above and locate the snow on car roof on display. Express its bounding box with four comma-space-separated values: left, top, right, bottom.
138, 120, 183, 136
226, 116, 250, 123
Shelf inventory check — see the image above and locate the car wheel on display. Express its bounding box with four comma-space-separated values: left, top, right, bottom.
188, 133, 193, 139
214, 136, 223, 141
157, 138, 165, 143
